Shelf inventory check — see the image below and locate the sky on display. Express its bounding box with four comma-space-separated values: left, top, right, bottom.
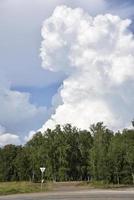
0, 0, 134, 146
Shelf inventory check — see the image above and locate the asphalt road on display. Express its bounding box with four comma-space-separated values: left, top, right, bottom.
0, 189, 134, 200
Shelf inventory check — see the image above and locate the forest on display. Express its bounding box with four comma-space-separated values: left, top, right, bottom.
0, 122, 134, 184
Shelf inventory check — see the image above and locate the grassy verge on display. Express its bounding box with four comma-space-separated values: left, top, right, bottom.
76, 181, 132, 189
0, 181, 133, 195
0, 181, 52, 196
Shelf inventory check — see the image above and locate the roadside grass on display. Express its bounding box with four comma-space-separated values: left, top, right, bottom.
76, 181, 132, 189
0, 181, 52, 195
0, 181, 133, 196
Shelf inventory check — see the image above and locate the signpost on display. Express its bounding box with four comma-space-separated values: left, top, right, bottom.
40, 167, 46, 190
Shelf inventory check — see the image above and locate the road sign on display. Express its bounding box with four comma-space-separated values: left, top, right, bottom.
40, 167, 46, 190
40, 167, 46, 173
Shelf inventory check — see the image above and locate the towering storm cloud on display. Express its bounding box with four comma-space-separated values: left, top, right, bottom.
40, 5, 134, 131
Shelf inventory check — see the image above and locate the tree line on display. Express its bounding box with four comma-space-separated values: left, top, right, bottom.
0, 122, 134, 184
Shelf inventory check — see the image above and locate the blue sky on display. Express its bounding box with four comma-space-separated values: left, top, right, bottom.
12, 84, 61, 107
0, 0, 134, 145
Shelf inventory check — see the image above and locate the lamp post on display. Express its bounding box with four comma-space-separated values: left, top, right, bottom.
40, 167, 46, 190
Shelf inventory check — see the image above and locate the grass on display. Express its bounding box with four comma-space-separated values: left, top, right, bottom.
76, 180, 132, 189
0, 181, 52, 196
0, 181, 133, 196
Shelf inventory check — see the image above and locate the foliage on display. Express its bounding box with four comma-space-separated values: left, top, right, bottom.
0, 123, 134, 184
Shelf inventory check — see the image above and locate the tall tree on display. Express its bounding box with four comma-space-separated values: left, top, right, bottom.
90, 122, 113, 182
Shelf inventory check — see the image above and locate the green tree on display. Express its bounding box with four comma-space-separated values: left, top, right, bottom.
90, 122, 113, 182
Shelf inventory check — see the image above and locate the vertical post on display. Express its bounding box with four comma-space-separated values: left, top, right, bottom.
41, 171, 43, 190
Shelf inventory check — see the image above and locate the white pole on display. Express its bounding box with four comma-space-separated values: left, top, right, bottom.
41, 172, 43, 190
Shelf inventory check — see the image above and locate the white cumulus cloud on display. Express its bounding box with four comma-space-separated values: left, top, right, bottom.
0, 71, 48, 144
24, 130, 36, 143
40, 5, 134, 131
0, 125, 20, 146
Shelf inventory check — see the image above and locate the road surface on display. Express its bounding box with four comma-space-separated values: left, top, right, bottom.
0, 189, 134, 200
